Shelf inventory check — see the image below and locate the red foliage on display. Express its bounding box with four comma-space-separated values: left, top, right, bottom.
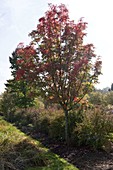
15, 4, 102, 111
16, 69, 25, 80
15, 44, 37, 81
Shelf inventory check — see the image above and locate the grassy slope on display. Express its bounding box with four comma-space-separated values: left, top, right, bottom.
0, 117, 78, 170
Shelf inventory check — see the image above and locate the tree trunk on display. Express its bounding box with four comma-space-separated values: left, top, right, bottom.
64, 109, 69, 145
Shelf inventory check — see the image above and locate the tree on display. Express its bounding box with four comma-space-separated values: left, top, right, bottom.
14, 4, 102, 144
5, 79, 36, 109
111, 83, 113, 91
8, 49, 37, 109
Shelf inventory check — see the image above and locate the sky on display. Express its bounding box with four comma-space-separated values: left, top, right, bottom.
0, 0, 113, 93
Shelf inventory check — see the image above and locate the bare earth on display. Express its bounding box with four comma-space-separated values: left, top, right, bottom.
30, 131, 113, 170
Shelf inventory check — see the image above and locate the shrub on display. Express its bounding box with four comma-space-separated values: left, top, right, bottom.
31, 106, 85, 142
32, 107, 65, 139
0, 91, 17, 122
89, 91, 106, 106
72, 107, 113, 149
105, 91, 113, 105
49, 115, 65, 141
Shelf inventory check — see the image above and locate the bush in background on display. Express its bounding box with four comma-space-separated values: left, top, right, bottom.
105, 91, 113, 105
89, 91, 106, 106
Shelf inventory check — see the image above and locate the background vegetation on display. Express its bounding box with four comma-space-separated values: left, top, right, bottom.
0, 88, 113, 150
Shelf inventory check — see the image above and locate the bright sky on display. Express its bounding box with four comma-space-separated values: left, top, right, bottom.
0, 0, 113, 93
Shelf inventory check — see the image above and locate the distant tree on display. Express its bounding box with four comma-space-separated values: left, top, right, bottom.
102, 87, 110, 92
14, 4, 102, 144
111, 83, 113, 91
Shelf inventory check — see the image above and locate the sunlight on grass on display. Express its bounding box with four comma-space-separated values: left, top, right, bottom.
0, 117, 78, 170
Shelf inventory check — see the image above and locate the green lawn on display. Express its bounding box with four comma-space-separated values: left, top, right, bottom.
0, 116, 78, 170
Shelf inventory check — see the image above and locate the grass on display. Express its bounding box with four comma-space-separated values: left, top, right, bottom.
0, 116, 78, 170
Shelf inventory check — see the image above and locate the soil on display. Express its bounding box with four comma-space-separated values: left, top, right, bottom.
21, 126, 113, 170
